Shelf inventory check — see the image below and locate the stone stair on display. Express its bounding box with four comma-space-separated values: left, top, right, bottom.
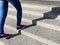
0, 1, 60, 45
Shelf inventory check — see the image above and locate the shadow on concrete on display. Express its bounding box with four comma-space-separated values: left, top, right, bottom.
32, 7, 60, 25
6, 24, 36, 39
6, 7, 60, 39
44, 7, 60, 19
6, 31, 21, 39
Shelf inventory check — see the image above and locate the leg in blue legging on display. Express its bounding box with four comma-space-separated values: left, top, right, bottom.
8, 0, 22, 26
0, 0, 8, 34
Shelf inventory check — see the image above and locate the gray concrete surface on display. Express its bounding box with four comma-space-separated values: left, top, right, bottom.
0, 28, 46, 45
0, 1, 60, 45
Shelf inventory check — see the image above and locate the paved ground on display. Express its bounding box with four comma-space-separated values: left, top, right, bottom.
0, 1, 60, 45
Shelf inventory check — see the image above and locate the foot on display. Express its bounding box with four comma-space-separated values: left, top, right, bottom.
16, 24, 26, 30
0, 33, 10, 38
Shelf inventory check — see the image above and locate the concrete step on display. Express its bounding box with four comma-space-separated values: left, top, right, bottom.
1, 1, 60, 45
3, 1, 60, 45
21, 26, 60, 45
7, 9, 60, 28
0, 28, 46, 45
5, 17, 31, 28
8, 7, 43, 17
9, 3, 54, 11
8, 4, 60, 20
9, 4, 51, 17
7, 10, 60, 32
9, 2, 60, 12
21, 1, 60, 6
37, 19, 60, 31
8, 10, 42, 21
5, 17, 60, 45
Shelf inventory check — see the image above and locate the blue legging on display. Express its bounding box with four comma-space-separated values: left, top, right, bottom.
0, 0, 22, 34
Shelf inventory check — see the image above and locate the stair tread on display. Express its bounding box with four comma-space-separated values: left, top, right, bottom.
8, 7, 44, 17
5, 17, 30, 27
9, 3, 57, 11
8, 10, 43, 20
0, 28, 46, 45
21, 1, 60, 6
5, 17, 60, 44
8, 10, 60, 27
8, 5, 60, 20
7, 9, 60, 27
8, 5, 51, 16
23, 26, 60, 44
38, 19, 60, 27
1, 1, 60, 45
